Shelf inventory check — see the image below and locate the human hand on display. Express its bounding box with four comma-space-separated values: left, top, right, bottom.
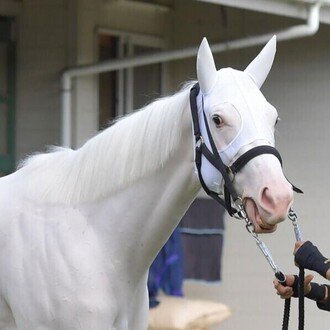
273, 274, 314, 299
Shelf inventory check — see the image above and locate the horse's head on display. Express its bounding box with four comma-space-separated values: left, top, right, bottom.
196, 36, 293, 233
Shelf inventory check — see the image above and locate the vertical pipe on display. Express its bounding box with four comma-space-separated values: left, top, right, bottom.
61, 74, 72, 147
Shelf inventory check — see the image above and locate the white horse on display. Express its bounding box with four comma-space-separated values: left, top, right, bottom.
0, 36, 293, 329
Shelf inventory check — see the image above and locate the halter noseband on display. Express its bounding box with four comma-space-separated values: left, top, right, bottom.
189, 83, 302, 216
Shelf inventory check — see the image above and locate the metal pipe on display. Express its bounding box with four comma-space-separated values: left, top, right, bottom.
197, 0, 330, 24
61, 3, 321, 147
60, 76, 72, 148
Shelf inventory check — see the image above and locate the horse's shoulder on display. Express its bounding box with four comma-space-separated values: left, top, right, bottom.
0, 174, 18, 201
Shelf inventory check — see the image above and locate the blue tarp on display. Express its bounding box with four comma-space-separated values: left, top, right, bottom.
147, 228, 183, 308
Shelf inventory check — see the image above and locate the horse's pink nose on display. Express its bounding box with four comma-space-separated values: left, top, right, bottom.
260, 184, 293, 223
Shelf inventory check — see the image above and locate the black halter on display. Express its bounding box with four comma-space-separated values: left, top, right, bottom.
189, 83, 302, 216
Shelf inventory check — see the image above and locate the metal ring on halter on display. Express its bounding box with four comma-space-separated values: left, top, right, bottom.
288, 208, 298, 222
232, 197, 261, 241
232, 197, 247, 220
245, 220, 254, 232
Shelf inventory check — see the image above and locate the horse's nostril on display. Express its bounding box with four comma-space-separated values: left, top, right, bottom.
259, 183, 293, 218
261, 187, 276, 211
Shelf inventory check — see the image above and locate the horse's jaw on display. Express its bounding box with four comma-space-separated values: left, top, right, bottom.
243, 191, 293, 234
244, 197, 279, 233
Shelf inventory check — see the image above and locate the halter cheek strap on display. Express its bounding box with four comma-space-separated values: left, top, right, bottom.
189, 83, 302, 216
190, 83, 238, 215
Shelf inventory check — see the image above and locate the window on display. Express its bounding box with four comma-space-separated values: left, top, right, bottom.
0, 16, 16, 176
98, 34, 119, 129
98, 29, 166, 129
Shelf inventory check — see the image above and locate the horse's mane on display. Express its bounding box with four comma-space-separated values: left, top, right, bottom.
18, 83, 194, 204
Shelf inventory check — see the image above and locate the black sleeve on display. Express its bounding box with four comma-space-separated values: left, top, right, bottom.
316, 285, 330, 312
294, 241, 330, 278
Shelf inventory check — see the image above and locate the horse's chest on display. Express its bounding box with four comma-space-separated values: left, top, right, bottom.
0, 203, 128, 327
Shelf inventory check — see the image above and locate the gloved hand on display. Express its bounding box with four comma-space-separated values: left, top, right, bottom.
294, 241, 330, 278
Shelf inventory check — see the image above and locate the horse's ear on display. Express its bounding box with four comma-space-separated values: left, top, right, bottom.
197, 38, 217, 94
245, 35, 277, 89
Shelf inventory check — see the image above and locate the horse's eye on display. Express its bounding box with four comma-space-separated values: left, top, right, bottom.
275, 117, 280, 126
212, 115, 223, 128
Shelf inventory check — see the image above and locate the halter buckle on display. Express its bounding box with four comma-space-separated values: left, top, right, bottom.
195, 135, 204, 150
226, 166, 234, 179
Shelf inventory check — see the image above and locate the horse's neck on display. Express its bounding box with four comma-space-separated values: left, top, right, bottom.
84, 105, 200, 277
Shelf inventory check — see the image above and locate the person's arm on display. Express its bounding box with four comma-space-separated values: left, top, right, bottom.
294, 241, 330, 280
316, 285, 330, 311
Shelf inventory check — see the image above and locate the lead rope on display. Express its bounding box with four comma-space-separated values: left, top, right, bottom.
287, 209, 305, 330
298, 266, 305, 330
233, 201, 304, 330
280, 208, 304, 330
